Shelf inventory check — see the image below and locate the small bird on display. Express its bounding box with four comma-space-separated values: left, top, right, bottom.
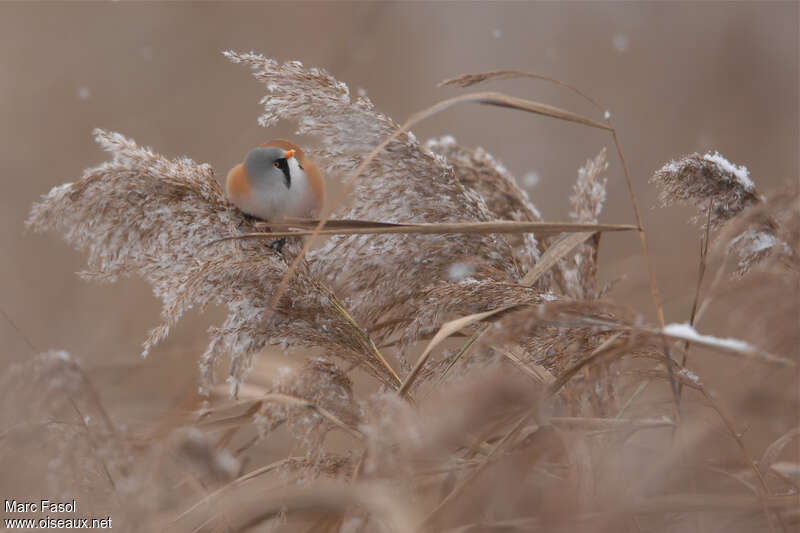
226, 140, 325, 222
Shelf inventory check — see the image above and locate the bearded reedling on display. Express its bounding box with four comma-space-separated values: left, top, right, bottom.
226, 140, 325, 251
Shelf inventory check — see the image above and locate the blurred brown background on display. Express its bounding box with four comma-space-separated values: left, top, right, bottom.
1, 2, 797, 420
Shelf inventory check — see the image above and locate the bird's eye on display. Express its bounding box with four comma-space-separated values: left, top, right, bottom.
273, 161, 280, 168
298, 163, 304, 170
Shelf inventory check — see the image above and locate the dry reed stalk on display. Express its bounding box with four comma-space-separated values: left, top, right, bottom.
210, 220, 635, 241
438, 69, 605, 111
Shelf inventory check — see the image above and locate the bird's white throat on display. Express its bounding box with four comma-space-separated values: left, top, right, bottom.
244, 158, 314, 221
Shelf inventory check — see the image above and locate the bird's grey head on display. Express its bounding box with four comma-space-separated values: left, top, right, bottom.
245, 146, 294, 188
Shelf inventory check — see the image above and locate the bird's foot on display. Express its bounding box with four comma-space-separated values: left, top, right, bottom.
268, 237, 287, 254
237, 213, 261, 229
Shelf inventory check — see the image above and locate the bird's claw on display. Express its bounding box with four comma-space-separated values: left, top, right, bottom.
238, 213, 260, 229
268, 237, 287, 254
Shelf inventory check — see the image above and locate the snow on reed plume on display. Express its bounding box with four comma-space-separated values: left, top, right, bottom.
712, 191, 799, 367
651, 151, 761, 228
26, 130, 398, 393
720, 185, 798, 275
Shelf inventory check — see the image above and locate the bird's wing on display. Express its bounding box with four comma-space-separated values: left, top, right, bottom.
225, 163, 250, 201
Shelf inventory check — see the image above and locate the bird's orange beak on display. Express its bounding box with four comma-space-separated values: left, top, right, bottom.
284, 149, 295, 160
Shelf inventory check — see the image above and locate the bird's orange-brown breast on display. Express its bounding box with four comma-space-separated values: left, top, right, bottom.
260, 139, 325, 212
225, 163, 251, 202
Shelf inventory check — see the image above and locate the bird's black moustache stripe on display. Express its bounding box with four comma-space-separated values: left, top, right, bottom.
276, 158, 291, 188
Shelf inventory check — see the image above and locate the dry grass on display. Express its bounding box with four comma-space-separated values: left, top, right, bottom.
10, 52, 799, 532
